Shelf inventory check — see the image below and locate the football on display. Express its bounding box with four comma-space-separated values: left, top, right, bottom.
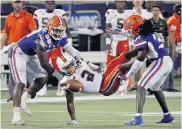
61, 79, 84, 92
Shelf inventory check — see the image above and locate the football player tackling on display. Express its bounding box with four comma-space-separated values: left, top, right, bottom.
9, 15, 98, 125
118, 15, 175, 125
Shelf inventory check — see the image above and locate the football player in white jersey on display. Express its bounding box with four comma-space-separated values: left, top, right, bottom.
105, 1, 132, 94
126, 0, 152, 20
56, 51, 129, 125
34, 0, 67, 28
105, 0, 130, 65
34, 0, 72, 96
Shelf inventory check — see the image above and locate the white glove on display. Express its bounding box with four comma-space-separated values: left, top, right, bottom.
66, 120, 79, 125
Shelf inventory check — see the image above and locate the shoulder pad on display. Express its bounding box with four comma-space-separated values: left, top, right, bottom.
105, 9, 116, 15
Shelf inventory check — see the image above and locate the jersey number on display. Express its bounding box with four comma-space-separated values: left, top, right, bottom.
81, 70, 94, 82
117, 18, 123, 29
42, 17, 49, 26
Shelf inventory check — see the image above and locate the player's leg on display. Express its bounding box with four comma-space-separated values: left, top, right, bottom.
116, 40, 132, 93
104, 53, 128, 78
125, 58, 163, 125
100, 65, 121, 96
125, 57, 174, 125
21, 55, 48, 115
8, 45, 27, 125
150, 57, 175, 123
106, 52, 114, 66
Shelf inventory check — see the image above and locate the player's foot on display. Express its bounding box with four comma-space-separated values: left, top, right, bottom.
157, 114, 175, 123
11, 118, 26, 125
7, 97, 13, 102
125, 116, 143, 126
67, 120, 79, 125
20, 106, 32, 116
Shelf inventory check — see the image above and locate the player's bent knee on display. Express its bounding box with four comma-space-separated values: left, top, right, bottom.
34, 76, 48, 86
16, 82, 26, 89
137, 85, 147, 90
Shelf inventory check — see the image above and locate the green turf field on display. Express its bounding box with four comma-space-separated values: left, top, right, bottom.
1, 97, 181, 129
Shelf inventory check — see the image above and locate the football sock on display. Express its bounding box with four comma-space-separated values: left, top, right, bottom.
153, 90, 169, 113
136, 86, 146, 114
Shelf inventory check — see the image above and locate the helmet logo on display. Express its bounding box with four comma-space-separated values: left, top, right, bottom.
125, 18, 136, 28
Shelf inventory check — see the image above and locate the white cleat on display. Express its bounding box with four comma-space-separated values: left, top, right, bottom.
11, 118, 26, 125
66, 120, 79, 125
20, 106, 32, 116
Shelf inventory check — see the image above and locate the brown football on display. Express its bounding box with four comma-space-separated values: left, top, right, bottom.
63, 79, 84, 92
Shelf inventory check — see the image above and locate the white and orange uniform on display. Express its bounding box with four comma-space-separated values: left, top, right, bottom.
105, 9, 130, 65
57, 53, 128, 96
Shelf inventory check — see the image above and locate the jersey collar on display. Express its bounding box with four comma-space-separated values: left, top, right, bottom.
12, 9, 26, 17
173, 13, 180, 22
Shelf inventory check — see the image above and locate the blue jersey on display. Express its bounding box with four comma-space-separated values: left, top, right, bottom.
18, 28, 67, 55
134, 34, 168, 61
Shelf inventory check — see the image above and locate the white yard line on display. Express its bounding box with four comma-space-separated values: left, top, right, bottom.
1, 92, 181, 104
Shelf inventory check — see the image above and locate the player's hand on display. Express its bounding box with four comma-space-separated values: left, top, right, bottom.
106, 44, 111, 51
66, 120, 79, 125
95, 65, 104, 73
119, 75, 127, 81
120, 80, 128, 96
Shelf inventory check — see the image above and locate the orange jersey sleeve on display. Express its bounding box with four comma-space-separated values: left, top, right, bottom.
27, 13, 37, 31
167, 14, 181, 42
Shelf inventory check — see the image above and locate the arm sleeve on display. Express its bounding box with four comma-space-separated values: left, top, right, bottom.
125, 59, 144, 78
63, 43, 82, 59
4, 17, 9, 34
105, 9, 113, 24
28, 15, 37, 31
167, 18, 176, 32
134, 41, 148, 51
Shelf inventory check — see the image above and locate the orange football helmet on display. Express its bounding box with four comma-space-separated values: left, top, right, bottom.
123, 15, 144, 36
46, 15, 66, 40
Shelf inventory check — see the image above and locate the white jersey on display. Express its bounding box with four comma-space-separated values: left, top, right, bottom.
126, 8, 163, 20
125, 8, 152, 20
57, 55, 103, 93
34, 9, 67, 28
105, 9, 129, 41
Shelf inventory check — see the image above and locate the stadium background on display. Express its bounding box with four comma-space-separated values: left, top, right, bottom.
0, 0, 181, 129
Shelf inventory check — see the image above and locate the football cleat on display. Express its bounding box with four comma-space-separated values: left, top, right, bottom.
11, 118, 26, 125
157, 114, 175, 123
125, 116, 143, 126
67, 120, 79, 125
20, 106, 32, 116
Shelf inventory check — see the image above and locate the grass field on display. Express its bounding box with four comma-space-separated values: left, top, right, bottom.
1, 96, 181, 129
1, 78, 181, 129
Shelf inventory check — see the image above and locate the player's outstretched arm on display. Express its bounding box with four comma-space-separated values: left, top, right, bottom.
125, 50, 147, 79
124, 48, 139, 60
63, 43, 100, 71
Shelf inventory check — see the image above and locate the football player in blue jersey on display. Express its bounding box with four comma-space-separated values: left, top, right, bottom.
8, 15, 100, 125
117, 15, 175, 125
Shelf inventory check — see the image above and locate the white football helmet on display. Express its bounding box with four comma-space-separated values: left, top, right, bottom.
56, 53, 77, 76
